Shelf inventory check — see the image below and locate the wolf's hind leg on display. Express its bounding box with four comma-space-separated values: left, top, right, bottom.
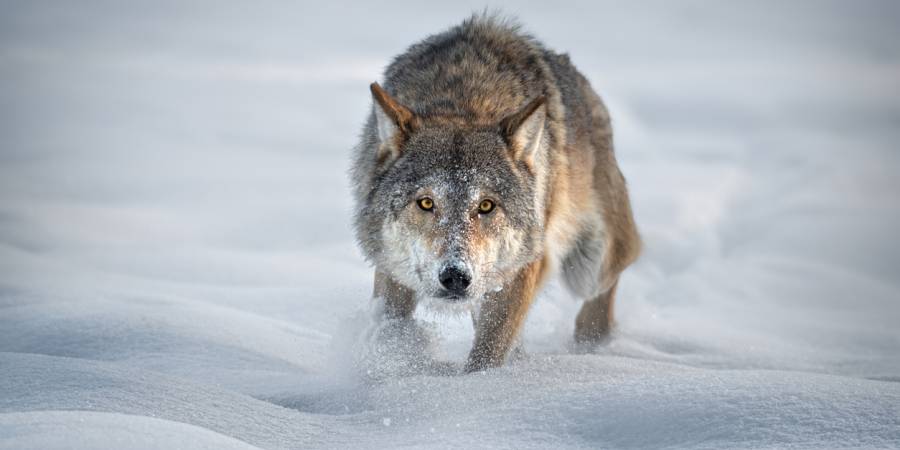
563, 214, 638, 346
465, 258, 547, 372
373, 269, 417, 320
574, 279, 618, 346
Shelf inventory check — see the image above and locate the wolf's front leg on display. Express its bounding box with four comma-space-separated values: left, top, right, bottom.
374, 269, 417, 320
465, 258, 547, 372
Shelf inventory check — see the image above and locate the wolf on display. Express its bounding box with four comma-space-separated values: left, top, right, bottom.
351, 15, 640, 372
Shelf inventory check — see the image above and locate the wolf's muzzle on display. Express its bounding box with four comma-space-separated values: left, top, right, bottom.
439, 266, 471, 296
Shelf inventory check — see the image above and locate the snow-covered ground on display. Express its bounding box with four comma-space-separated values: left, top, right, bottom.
2, 1, 900, 448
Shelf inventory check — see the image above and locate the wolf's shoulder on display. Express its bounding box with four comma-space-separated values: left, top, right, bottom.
381, 13, 563, 121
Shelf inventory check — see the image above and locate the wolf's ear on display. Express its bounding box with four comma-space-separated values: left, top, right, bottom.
499, 95, 547, 168
370, 82, 418, 161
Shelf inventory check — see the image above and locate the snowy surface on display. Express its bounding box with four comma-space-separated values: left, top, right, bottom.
2, 1, 900, 448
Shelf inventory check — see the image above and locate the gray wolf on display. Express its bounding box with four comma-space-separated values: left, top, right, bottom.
351, 15, 640, 372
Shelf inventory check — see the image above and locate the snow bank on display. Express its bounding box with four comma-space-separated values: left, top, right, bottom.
0, 411, 259, 450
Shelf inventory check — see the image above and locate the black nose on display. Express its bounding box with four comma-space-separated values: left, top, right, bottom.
439, 266, 471, 294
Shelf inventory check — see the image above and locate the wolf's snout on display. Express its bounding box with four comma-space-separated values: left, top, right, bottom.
439, 266, 471, 294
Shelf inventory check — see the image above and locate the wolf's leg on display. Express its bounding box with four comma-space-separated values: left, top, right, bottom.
574, 279, 618, 345
374, 269, 417, 320
465, 258, 547, 372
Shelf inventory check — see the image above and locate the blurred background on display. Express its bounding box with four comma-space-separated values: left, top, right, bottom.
1, 1, 899, 448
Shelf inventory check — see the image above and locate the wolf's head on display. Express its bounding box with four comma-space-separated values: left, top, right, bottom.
355, 83, 549, 301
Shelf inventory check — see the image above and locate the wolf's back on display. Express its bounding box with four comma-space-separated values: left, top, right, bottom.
380, 15, 557, 124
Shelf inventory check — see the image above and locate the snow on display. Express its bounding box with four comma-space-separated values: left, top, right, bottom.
2, 1, 900, 448
0, 411, 258, 450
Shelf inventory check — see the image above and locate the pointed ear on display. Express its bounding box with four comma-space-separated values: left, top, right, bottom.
499, 95, 547, 167
370, 82, 418, 161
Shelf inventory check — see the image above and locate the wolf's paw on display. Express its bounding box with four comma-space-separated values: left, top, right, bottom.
569, 331, 613, 354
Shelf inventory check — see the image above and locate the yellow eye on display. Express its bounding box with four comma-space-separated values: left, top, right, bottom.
417, 197, 434, 211
478, 199, 495, 214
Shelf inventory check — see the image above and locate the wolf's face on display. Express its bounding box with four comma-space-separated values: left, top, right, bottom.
372, 128, 542, 301
355, 84, 548, 302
